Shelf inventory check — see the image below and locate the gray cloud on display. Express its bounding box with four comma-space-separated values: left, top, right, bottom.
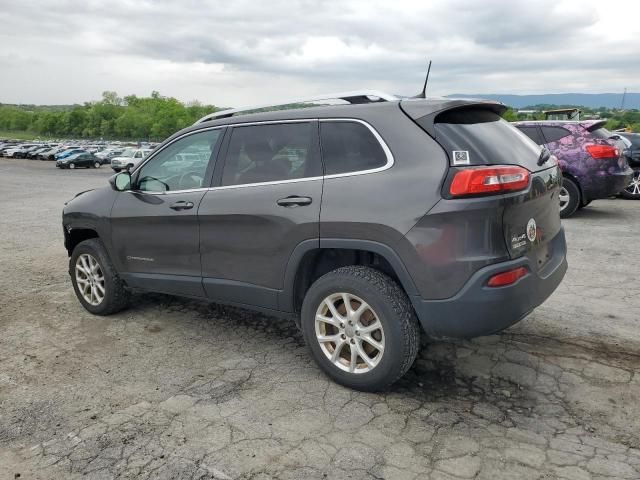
0, 0, 637, 106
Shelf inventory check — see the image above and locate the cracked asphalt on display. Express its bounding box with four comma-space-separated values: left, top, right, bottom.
1, 158, 639, 480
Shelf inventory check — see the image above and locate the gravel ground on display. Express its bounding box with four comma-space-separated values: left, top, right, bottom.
1, 158, 639, 480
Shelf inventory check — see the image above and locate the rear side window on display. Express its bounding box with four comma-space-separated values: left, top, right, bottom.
516, 126, 545, 145
320, 121, 387, 175
541, 126, 571, 143
221, 122, 320, 186
433, 108, 541, 169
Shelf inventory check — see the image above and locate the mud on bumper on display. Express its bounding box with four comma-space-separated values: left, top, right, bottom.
412, 228, 567, 339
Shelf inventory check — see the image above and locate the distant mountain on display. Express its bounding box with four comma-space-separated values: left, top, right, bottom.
446, 93, 640, 109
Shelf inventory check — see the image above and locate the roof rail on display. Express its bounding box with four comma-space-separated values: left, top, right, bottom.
194, 90, 399, 124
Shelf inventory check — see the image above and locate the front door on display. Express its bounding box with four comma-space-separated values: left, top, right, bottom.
199, 121, 322, 310
110, 128, 224, 297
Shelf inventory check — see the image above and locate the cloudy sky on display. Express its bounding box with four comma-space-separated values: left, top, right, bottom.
1, 0, 638, 106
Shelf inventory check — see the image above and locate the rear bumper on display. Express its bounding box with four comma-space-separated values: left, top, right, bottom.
582, 168, 633, 200
412, 228, 567, 339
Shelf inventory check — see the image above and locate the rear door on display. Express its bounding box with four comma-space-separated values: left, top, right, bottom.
429, 107, 562, 265
198, 121, 322, 310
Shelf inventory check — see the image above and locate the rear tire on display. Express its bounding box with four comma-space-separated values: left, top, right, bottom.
70, 239, 130, 315
560, 177, 580, 218
300, 266, 420, 391
94, 161, 101, 168
620, 169, 640, 200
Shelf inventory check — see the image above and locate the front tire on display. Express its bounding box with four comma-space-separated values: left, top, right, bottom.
69, 163, 75, 169
70, 239, 130, 315
301, 266, 420, 391
559, 177, 580, 218
93, 161, 101, 168
620, 169, 640, 199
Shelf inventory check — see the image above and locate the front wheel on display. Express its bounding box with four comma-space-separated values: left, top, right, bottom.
70, 239, 130, 315
620, 170, 640, 199
69, 163, 76, 169
559, 177, 580, 218
94, 161, 101, 168
301, 266, 420, 391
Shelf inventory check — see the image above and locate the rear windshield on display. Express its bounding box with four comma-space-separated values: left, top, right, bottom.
433, 108, 542, 169
588, 127, 611, 140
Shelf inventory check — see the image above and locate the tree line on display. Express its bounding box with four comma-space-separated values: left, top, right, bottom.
0, 91, 220, 141
1, 92, 638, 142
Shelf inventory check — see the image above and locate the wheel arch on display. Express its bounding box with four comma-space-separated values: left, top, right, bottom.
562, 172, 586, 204
280, 239, 418, 316
64, 226, 100, 256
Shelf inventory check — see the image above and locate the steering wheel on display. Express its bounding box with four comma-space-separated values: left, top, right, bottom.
178, 171, 204, 189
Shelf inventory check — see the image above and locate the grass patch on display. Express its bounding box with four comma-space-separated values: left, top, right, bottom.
0, 130, 53, 141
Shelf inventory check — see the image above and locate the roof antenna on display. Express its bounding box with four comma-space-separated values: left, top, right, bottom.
414, 60, 432, 99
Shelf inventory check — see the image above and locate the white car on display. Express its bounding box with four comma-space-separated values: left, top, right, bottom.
110, 148, 152, 172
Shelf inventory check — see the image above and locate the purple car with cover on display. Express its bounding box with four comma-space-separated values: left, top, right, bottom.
514, 120, 633, 217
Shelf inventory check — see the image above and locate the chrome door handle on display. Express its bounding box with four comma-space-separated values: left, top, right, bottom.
170, 201, 194, 211
276, 196, 312, 207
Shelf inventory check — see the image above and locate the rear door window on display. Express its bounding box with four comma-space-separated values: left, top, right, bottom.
319, 121, 388, 175
516, 125, 546, 145
541, 126, 571, 144
221, 122, 320, 186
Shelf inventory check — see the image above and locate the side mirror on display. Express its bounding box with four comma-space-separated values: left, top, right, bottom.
109, 171, 131, 191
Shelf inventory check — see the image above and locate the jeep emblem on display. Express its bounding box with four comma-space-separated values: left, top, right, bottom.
527, 218, 537, 242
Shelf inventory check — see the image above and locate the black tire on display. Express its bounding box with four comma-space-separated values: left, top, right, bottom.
70, 239, 130, 315
93, 161, 101, 168
620, 169, 640, 200
112, 168, 121, 173
300, 266, 420, 391
560, 176, 580, 218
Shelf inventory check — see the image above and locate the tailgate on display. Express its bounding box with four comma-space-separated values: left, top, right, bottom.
402, 100, 563, 265
502, 165, 562, 264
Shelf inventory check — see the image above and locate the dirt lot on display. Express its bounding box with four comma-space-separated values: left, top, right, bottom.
0, 158, 639, 480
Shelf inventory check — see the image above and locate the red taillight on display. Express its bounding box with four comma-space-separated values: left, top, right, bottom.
449, 166, 530, 197
585, 144, 619, 159
487, 267, 528, 287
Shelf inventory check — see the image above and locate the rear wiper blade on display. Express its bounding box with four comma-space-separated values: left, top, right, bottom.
537, 147, 551, 166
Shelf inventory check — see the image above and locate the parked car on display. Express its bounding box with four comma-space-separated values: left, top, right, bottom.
62, 91, 567, 391
26, 146, 52, 159
110, 148, 152, 172
4, 144, 40, 158
514, 120, 633, 217
95, 149, 124, 164
610, 132, 640, 199
38, 146, 64, 160
56, 152, 103, 169
55, 148, 86, 160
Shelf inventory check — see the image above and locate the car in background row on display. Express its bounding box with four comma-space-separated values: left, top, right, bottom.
56, 152, 102, 169
514, 120, 633, 217
610, 132, 640, 199
110, 148, 152, 172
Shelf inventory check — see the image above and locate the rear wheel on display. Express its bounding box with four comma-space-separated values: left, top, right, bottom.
70, 239, 130, 315
620, 170, 640, 200
94, 161, 101, 168
559, 177, 580, 218
301, 266, 420, 391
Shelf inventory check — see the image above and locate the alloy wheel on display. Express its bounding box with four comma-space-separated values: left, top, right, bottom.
75, 253, 105, 306
315, 292, 385, 374
625, 171, 640, 197
559, 186, 570, 212
69, 163, 75, 169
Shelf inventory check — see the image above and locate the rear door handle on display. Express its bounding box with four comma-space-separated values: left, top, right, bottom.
170, 201, 194, 211
276, 196, 312, 207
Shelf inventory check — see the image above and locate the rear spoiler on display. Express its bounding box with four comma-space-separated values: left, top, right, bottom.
400, 98, 506, 137
584, 120, 607, 132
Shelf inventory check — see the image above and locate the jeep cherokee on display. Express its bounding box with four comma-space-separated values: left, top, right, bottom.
63, 91, 567, 391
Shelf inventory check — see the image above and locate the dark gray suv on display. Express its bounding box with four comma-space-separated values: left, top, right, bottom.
62, 91, 567, 390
